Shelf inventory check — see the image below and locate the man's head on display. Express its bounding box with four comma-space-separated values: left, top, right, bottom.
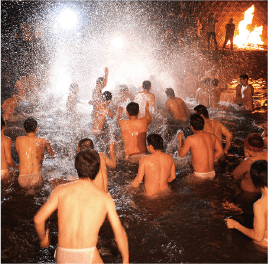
119, 84, 128, 92
244, 133, 264, 153
69, 83, 79, 93
102, 91, 112, 102
142, 80, 151, 91
147, 134, 164, 151
165, 88, 175, 98
203, 78, 211, 87
250, 160, 267, 189
24, 117, 37, 133
194, 105, 209, 119
239, 74, 249, 86
229, 18, 233, 23
78, 138, 94, 152
96, 77, 104, 85
75, 149, 100, 180
126, 102, 139, 116
1, 116, 5, 130
190, 114, 204, 131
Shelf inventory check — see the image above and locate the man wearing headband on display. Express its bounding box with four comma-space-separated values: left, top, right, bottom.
233, 133, 267, 193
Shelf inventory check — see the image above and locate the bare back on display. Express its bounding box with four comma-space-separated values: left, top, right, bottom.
15, 135, 54, 175
57, 181, 109, 248
135, 91, 155, 116
119, 118, 148, 156
186, 132, 220, 173
142, 152, 175, 196
204, 119, 223, 142
166, 97, 189, 121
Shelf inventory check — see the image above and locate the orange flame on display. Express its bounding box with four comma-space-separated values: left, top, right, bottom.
232, 5, 263, 49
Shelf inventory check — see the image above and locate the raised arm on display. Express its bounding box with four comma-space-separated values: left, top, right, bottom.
101, 67, 109, 90
34, 187, 60, 247
45, 139, 55, 157
225, 200, 266, 242
221, 124, 233, 155
107, 197, 129, 263
177, 132, 190, 157
132, 158, 145, 188
105, 141, 116, 169
145, 101, 152, 125
116, 106, 123, 127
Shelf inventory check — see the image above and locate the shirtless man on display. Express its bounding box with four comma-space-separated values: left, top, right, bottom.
177, 114, 223, 180
225, 160, 268, 248
209, 79, 222, 109
233, 133, 267, 193
1, 116, 18, 180
135, 80, 155, 117
195, 78, 210, 108
117, 102, 151, 163
14, 75, 28, 101
132, 134, 176, 196
15, 117, 55, 188
234, 74, 254, 111
165, 88, 190, 121
78, 138, 116, 193
34, 149, 129, 263
194, 105, 232, 155
92, 91, 114, 134
89, 67, 109, 108
1, 93, 18, 121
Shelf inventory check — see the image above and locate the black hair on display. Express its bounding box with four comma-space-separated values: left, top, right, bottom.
250, 160, 267, 188
203, 78, 211, 86
190, 114, 204, 131
102, 91, 112, 102
194, 105, 209, 119
142, 80, 151, 90
211, 79, 218, 87
239, 74, 249, 80
24, 117, 37, 133
1, 116, 5, 130
126, 102, 139, 116
78, 138, 94, 150
147, 134, 164, 150
69, 83, 79, 92
247, 133, 264, 149
75, 149, 100, 179
165, 88, 175, 98
96, 77, 104, 84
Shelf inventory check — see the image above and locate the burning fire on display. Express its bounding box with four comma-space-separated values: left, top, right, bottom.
232, 5, 263, 49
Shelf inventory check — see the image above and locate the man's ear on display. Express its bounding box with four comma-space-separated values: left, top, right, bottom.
35, 127, 38, 133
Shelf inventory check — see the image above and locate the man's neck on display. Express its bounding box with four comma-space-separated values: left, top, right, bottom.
27, 132, 37, 137
128, 116, 138, 120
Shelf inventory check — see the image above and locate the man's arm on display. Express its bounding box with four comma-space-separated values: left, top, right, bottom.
225, 201, 266, 242
45, 139, 55, 157
166, 101, 170, 113
177, 132, 191, 157
233, 158, 251, 179
132, 158, 145, 188
107, 197, 129, 263
221, 124, 233, 155
101, 67, 109, 89
183, 101, 190, 118
168, 160, 176, 182
34, 188, 60, 247
4, 138, 18, 169
116, 107, 124, 127
214, 136, 224, 160
144, 101, 152, 125
105, 141, 116, 169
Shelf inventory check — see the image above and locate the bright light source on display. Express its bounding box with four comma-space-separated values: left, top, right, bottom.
59, 10, 78, 29
111, 37, 123, 48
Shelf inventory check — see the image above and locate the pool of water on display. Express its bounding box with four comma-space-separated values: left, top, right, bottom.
1, 79, 267, 263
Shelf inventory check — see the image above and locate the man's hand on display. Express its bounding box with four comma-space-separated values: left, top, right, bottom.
40, 228, 50, 248
177, 132, 184, 141
225, 218, 237, 229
